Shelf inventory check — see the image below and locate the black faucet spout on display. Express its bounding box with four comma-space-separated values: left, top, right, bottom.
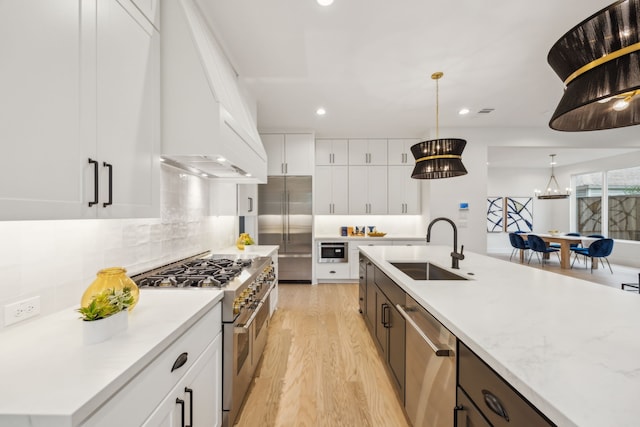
426, 217, 464, 269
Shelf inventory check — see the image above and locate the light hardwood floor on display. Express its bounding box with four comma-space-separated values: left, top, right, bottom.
234, 283, 411, 427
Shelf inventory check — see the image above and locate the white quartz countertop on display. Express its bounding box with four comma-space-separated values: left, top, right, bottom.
0, 290, 223, 426
314, 235, 425, 241
215, 244, 278, 258
360, 245, 640, 427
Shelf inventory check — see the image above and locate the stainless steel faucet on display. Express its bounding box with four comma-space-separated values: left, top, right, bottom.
426, 217, 465, 269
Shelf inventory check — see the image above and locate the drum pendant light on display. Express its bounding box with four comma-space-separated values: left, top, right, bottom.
411, 72, 468, 179
548, 0, 640, 131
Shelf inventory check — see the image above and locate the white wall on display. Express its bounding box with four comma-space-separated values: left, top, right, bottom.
0, 165, 237, 332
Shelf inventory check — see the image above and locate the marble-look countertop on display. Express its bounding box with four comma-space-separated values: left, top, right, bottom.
360, 245, 640, 427
314, 235, 425, 242
215, 244, 279, 258
0, 290, 223, 426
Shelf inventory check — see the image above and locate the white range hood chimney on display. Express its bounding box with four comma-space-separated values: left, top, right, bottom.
161, 0, 267, 183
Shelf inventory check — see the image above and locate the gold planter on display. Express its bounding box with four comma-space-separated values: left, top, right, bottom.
81, 267, 139, 311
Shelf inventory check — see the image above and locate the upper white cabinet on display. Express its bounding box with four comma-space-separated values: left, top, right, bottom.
262, 133, 314, 176
238, 184, 258, 216
315, 139, 348, 165
0, 0, 160, 220
388, 165, 421, 214
96, 0, 161, 219
387, 138, 420, 166
348, 166, 388, 214
348, 139, 387, 165
315, 166, 348, 215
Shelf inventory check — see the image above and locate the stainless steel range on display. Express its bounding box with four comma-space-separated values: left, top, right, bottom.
132, 252, 277, 427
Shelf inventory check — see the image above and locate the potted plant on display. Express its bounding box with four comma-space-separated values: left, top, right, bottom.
78, 287, 134, 344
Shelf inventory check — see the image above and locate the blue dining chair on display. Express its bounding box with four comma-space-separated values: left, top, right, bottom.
527, 234, 560, 266
571, 238, 614, 273
509, 233, 529, 262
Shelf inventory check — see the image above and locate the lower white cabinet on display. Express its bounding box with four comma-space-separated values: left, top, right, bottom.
80, 304, 222, 427
143, 333, 222, 427
316, 262, 351, 280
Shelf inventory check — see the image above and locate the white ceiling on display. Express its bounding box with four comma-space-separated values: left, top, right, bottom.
198, 0, 621, 138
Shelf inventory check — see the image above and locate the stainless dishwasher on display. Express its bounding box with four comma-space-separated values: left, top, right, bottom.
397, 295, 456, 427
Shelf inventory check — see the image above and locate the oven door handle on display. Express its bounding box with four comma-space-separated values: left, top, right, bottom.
234, 301, 265, 332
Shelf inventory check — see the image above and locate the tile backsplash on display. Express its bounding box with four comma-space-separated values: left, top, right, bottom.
0, 165, 237, 331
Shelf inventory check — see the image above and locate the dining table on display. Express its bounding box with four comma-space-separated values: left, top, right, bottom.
521, 233, 596, 269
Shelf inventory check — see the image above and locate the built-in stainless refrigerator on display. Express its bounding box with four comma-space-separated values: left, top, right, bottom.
258, 176, 312, 282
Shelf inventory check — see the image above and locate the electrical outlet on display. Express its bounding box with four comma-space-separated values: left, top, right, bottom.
4, 296, 41, 326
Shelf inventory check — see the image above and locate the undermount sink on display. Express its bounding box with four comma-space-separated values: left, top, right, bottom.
390, 262, 469, 281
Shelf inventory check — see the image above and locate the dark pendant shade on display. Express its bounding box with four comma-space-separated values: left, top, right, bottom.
548, 0, 640, 131
410, 138, 468, 179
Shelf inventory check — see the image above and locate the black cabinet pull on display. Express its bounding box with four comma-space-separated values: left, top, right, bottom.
176, 398, 186, 427
102, 162, 113, 207
248, 197, 253, 212
482, 389, 509, 421
185, 387, 193, 427
171, 352, 188, 372
453, 405, 467, 427
88, 158, 99, 207
381, 303, 390, 328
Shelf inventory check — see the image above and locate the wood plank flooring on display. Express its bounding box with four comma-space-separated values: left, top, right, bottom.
234, 283, 410, 427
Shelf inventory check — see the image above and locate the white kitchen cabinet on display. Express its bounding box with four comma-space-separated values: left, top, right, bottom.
210, 181, 238, 216
387, 138, 420, 166
348, 166, 388, 214
142, 334, 222, 427
348, 139, 387, 165
81, 303, 222, 427
315, 166, 348, 214
262, 133, 314, 175
316, 262, 351, 280
315, 139, 348, 165
96, 0, 160, 219
238, 184, 258, 216
0, 0, 160, 221
388, 165, 421, 214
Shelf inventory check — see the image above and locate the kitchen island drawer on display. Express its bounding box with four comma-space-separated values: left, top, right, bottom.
458, 341, 554, 427
81, 303, 221, 427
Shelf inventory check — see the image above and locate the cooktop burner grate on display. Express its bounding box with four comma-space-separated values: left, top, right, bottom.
135, 257, 254, 288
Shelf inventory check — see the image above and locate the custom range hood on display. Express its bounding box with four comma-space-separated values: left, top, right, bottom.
161, 0, 267, 182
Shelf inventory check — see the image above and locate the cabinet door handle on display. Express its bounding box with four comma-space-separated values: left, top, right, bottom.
248, 197, 253, 213
285, 163, 288, 174
482, 389, 510, 421
382, 303, 390, 328
171, 352, 189, 372
102, 162, 113, 207
88, 158, 99, 207
176, 398, 186, 427
185, 387, 193, 427
453, 405, 467, 427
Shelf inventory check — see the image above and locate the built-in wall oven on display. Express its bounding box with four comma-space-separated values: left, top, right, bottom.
318, 242, 348, 263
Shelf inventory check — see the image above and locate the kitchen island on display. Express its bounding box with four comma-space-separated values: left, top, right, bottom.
360, 245, 640, 427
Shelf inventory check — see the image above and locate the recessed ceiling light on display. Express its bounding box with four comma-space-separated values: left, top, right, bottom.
316, 107, 326, 116
217, 156, 226, 162
458, 108, 470, 115
317, 0, 334, 6
201, 173, 208, 177
245, 173, 252, 177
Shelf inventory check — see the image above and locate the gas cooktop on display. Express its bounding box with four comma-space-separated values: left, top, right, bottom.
134, 256, 258, 289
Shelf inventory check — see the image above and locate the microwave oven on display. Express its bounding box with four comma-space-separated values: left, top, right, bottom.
318, 242, 348, 263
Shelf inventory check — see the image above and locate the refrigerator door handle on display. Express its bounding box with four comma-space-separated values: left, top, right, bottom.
286, 192, 291, 242
281, 192, 286, 242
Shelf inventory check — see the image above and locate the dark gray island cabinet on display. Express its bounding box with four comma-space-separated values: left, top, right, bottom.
359, 254, 554, 427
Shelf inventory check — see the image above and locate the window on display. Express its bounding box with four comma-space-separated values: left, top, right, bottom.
607, 166, 640, 242
575, 172, 602, 236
